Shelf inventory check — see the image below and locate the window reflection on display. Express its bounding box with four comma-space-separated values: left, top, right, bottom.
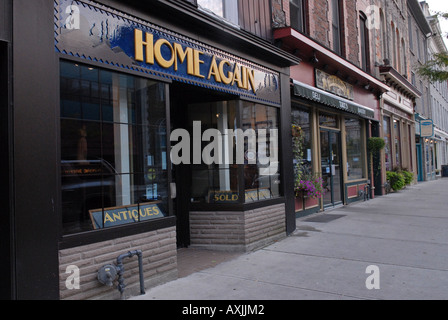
291, 105, 312, 177
60, 61, 168, 235
242, 102, 281, 202
345, 118, 365, 180
188, 101, 240, 204
197, 0, 239, 25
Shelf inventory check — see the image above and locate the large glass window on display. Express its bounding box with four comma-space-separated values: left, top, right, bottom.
188, 101, 240, 204
242, 102, 280, 202
290, 0, 307, 33
345, 118, 365, 180
197, 0, 239, 25
291, 105, 312, 182
394, 119, 401, 168
360, 13, 370, 73
60, 61, 168, 235
331, 0, 342, 55
319, 112, 338, 128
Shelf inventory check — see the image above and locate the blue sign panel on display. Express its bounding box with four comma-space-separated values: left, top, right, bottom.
54, 0, 281, 105
420, 119, 434, 138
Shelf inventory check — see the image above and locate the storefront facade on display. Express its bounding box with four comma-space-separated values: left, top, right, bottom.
2, 0, 299, 300
274, 27, 389, 217
415, 113, 436, 181
379, 66, 420, 184
434, 129, 448, 177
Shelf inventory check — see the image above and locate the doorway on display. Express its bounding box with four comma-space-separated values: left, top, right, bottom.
170, 83, 238, 248
416, 143, 423, 182
320, 130, 343, 207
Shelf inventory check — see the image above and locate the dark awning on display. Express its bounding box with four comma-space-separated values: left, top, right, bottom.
293, 80, 375, 120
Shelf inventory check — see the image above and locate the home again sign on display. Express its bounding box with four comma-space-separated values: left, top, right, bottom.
54, 0, 281, 105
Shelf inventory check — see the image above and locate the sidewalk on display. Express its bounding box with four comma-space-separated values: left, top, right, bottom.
132, 179, 448, 300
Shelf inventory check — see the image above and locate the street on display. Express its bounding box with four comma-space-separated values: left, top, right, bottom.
132, 178, 448, 300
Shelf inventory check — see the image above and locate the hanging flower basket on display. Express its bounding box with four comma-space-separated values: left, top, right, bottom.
295, 175, 325, 199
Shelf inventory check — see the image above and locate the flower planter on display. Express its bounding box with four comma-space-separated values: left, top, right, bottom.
295, 190, 320, 212
294, 196, 303, 212
305, 196, 319, 209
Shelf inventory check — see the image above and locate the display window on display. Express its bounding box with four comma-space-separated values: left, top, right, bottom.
60, 61, 169, 235
345, 118, 366, 181
383, 115, 392, 171
394, 119, 402, 168
241, 102, 281, 202
188, 101, 240, 204
291, 105, 313, 181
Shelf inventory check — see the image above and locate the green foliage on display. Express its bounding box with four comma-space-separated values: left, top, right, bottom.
417, 12, 448, 83
367, 137, 386, 154
292, 123, 305, 189
417, 52, 448, 83
386, 171, 406, 191
402, 170, 414, 185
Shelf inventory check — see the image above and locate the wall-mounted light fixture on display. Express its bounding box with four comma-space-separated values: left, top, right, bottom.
310, 51, 319, 64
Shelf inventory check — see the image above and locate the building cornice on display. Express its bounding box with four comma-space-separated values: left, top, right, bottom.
379, 65, 422, 99
274, 27, 389, 97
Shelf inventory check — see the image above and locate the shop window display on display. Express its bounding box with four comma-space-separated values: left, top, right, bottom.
60, 61, 168, 235
291, 106, 313, 183
188, 101, 240, 204
345, 118, 366, 180
241, 102, 281, 202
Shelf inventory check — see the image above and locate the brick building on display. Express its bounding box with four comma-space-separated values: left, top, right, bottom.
407, 0, 435, 181
2, 0, 447, 301
0, 0, 299, 300
274, 0, 389, 215
421, 1, 448, 179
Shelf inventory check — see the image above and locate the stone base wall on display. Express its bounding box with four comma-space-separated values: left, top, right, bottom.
190, 203, 286, 252
59, 227, 177, 300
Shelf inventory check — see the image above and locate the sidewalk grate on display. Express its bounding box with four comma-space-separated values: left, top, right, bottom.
304, 214, 346, 223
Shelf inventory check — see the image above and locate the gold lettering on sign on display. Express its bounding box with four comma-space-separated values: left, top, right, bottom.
316, 69, 354, 100
134, 29, 256, 92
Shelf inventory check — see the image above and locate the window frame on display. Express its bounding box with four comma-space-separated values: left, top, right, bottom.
290, 0, 308, 34
344, 117, 367, 181
331, 0, 343, 56
197, 0, 239, 26
189, 99, 285, 211
359, 12, 370, 73
58, 58, 176, 248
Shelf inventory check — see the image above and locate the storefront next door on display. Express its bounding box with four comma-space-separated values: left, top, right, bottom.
320, 129, 343, 207
416, 143, 423, 182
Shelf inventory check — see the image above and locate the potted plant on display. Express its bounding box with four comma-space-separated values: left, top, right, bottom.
295, 174, 324, 199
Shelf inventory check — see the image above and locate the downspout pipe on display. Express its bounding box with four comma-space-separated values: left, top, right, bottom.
116, 250, 146, 296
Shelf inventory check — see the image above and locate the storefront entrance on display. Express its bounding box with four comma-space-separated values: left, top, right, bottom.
416, 142, 423, 181
170, 83, 238, 248
320, 130, 343, 208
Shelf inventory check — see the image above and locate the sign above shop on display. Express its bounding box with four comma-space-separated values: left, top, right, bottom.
419, 119, 434, 138
293, 80, 375, 119
54, 0, 281, 106
316, 69, 354, 101
90, 202, 165, 229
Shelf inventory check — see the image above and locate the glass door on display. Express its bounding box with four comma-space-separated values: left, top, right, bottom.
320, 130, 343, 207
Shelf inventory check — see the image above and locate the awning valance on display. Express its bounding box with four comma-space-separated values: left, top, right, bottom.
293, 80, 375, 120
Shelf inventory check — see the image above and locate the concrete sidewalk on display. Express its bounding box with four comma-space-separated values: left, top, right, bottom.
132, 179, 448, 300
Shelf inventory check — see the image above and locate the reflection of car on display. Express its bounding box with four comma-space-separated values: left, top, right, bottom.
61, 159, 116, 231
